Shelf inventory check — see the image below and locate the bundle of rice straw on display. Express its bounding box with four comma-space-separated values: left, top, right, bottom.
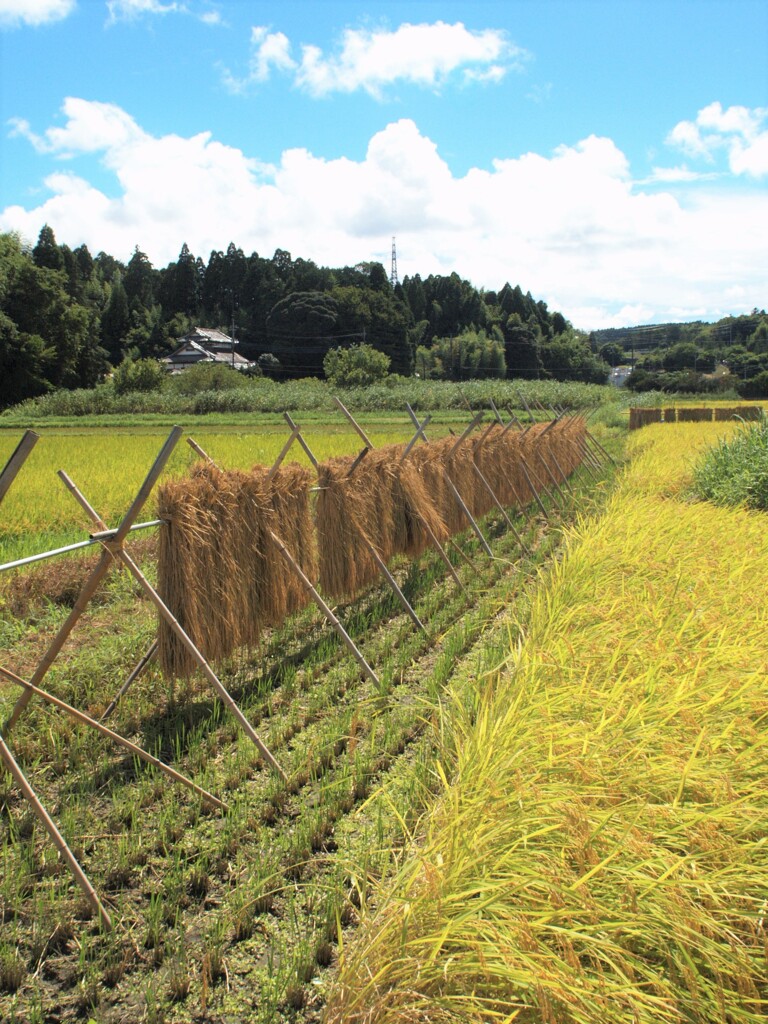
157, 461, 315, 679
315, 445, 448, 600
473, 424, 532, 509
407, 437, 483, 534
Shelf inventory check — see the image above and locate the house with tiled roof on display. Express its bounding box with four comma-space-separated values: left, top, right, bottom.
162, 327, 254, 373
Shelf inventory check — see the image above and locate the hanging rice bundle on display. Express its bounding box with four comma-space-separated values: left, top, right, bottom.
554, 416, 587, 477
157, 461, 315, 679
157, 464, 264, 679
714, 405, 763, 422
477, 426, 535, 509
408, 437, 481, 535
677, 407, 712, 423
256, 463, 316, 622
629, 407, 663, 429
663, 407, 677, 424
315, 453, 381, 599
395, 456, 449, 556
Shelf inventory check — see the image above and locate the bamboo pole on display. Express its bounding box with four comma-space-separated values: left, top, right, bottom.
0, 666, 226, 811
4, 549, 114, 733
585, 427, 616, 465
117, 548, 287, 779
283, 413, 319, 468
401, 415, 431, 459
0, 733, 112, 931
333, 396, 374, 447
267, 424, 301, 482
362, 540, 426, 632
6, 427, 180, 731
268, 529, 382, 690
519, 457, 549, 520
535, 450, 567, 506
447, 412, 484, 459
443, 470, 494, 558
470, 462, 529, 553
100, 639, 159, 722
0, 430, 39, 505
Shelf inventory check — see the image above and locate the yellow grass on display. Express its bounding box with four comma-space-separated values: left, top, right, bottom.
325, 423, 768, 1024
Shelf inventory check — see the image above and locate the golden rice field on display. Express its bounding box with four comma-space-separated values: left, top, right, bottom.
326, 421, 768, 1024
0, 420, 433, 564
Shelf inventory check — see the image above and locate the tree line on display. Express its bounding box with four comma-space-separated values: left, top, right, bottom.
1, 225, 613, 409
593, 314, 768, 397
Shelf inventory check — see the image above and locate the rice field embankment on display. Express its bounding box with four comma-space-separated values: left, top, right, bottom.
326, 421, 768, 1024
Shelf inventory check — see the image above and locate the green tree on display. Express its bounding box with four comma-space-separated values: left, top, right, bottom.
323, 343, 390, 387
112, 357, 166, 395
417, 328, 506, 380
31, 224, 63, 272
100, 272, 131, 362
0, 310, 53, 408
503, 313, 543, 379
598, 342, 625, 367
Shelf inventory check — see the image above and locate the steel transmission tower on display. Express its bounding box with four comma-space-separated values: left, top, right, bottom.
390, 236, 398, 287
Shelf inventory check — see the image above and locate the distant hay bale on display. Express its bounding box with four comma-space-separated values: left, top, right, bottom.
677, 407, 712, 422
714, 405, 763, 422
629, 407, 663, 429
157, 461, 315, 679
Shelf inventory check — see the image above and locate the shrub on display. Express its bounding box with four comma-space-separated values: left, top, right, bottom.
169, 362, 246, 395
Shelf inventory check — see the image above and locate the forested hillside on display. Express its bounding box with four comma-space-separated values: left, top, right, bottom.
592, 314, 768, 396
0, 226, 608, 409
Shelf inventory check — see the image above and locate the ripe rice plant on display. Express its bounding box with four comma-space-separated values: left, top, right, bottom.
326, 422, 768, 1024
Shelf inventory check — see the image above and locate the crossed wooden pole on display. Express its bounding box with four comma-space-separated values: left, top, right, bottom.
0, 428, 282, 931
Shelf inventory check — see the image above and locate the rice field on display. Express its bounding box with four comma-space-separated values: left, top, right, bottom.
325, 421, 768, 1024
0, 414, 618, 1023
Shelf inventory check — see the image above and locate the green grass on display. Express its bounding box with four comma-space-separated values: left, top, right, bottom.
692, 414, 768, 510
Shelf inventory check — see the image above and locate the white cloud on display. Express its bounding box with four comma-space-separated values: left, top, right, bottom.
223, 20, 526, 98
4, 99, 767, 329
668, 102, 768, 178
249, 26, 295, 81
0, 0, 75, 27
106, 0, 183, 22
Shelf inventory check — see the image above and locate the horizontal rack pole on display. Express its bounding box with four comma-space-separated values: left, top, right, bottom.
0, 519, 164, 574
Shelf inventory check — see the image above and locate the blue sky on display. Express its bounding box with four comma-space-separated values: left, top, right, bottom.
1, 0, 766, 329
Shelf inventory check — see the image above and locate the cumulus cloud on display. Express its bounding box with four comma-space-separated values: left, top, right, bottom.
223, 20, 526, 98
668, 101, 768, 178
3, 99, 767, 329
0, 0, 75, 27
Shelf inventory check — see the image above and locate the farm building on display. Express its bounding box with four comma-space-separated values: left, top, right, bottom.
162, 326, 254, 373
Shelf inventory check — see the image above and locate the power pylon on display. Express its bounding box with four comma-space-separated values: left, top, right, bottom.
390, 237, 398, 288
